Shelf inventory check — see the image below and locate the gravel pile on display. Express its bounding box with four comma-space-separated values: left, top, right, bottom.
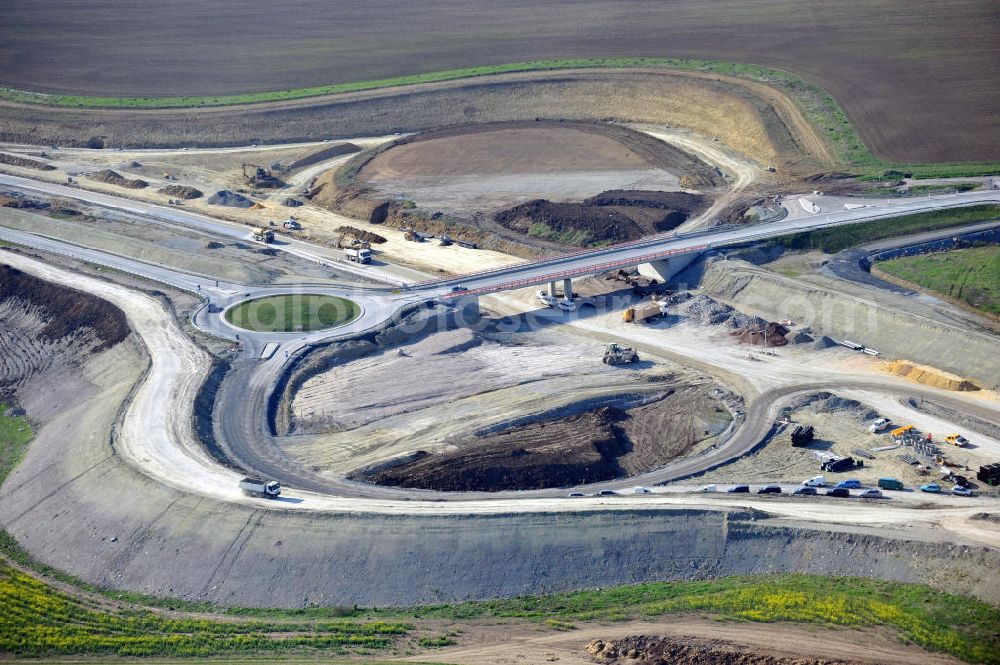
678, 294, 764, 329
811, 335, 837, 349
790, 331, 814, 344
206, 190, 253, 207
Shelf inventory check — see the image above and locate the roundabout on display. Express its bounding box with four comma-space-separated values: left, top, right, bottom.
223, 293, 361, 333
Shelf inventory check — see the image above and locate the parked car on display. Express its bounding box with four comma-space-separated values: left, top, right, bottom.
952, 485, 974, 497
757, 484, 782, 494
450, 285, 467, 292
802, 475, 826, 487
632, 486, 651, 494
878, 477, 905, 491
859, 488, 882, 499
567, 492, 586, 497
557, 298, 578, 312
698, 484, 717, 492
596, 489, 617, 496
825, 487, 850, 498
727, 485, 750, 493
836, 479, 862, 489
920, 483, 942, 493
793, 487, 817, 496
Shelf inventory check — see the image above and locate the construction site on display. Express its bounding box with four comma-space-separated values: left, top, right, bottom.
0, 5, 999, 661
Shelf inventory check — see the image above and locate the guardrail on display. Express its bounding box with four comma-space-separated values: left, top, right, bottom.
431, 193, 1000, 296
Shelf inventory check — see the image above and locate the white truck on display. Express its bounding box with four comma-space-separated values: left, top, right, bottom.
344, 247, 372, 264
239, 477, 281, 499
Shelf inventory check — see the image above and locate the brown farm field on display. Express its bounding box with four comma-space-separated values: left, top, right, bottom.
1, 0, 998, 163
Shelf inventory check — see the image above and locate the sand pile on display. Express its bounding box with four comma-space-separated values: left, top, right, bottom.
887, 360, 981, 391
85, 169, 147, 189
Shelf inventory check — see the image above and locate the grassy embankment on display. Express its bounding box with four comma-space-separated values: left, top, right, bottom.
0, 404, 31, 484
775, 204, 1000, 254
876, 245, 1000, 317
2, 57, 997, 179
224, 294, 360, 333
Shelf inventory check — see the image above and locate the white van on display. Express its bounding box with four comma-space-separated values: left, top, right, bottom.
803, 475, 826, 487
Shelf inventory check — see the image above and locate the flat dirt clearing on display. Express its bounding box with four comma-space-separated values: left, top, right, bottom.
1, 0, 997, 162
357, 122, 706, 215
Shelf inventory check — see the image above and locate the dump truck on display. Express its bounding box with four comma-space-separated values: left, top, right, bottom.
251, 227, 274, 243
239, 477, 281, 499
623, 301, 663, 324
344, 247, 372, 264
603, 343, 639, 365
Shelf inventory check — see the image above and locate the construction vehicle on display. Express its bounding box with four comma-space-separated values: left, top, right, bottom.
239, 477, 281, 499
623, 301, 663, 324
439, 234, 453, 246
282, 217, 301, 230
821, 455, 862, 473
945, 434, 969, 447
403, 228, 424, 242
241, 163, 284, 188
603, 343, 639, 365
344, 246, 372, 264
791, 424, 815, 447
251, 226, 274, 243
890, 424, 914, 438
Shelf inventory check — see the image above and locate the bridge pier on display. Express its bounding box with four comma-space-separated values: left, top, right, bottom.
548, 281, 558, 298
638, 253, 698, 283
562, 278, 574, 300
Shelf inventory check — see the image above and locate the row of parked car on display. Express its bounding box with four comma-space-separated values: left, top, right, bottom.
569, 476, 977, 499
723, 483, 881, 498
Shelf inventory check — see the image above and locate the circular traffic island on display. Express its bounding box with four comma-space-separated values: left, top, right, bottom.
225, 294, 360, 333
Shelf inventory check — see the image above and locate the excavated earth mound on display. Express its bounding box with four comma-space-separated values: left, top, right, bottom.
587, 636, 856, 665
0, 152, 56, 171
158, 184, 203, 199
494, 190, 706, 247
0, 264, 130, 410
84, 169, 148, 189
0, 265, 128, 351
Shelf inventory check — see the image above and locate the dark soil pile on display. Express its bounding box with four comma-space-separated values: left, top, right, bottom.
158, 184, 203, 199
0, 152, 56, 171
731, 321, 789, 346
335, 225, 387, 244
587, 636, 856, 665
494, 190, 705, 247
85, 169, 148, 189
0, 265, 129, 351
361, 407, 632, 491
206, 190, 253, 207
287, 142, 362, 170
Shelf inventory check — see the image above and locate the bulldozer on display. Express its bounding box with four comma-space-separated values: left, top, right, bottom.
241, 163, 284, 189
603, 343, 639, 365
